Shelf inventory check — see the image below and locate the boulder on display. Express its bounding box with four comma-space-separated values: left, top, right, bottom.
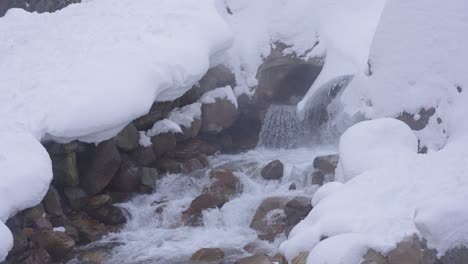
249, 197, 290, 241
133, 100, 180, 130
17, 248, 51, 264
22, 204, 46, 226
87, 205, 126, 226
440, 247, 468, 264
151, 132, 176, 157
80, 140, 122, 195
156, 158, 183, 174
32, 230, 75, 260
112, 123, 139, 151
180, 65, 236, 106
291, 251, 309, 264
43, 186, 64, 216
32, 217, 53, 230
51, 152, 79, 187
46, 141, 89, 155
187, 192, 228, 215
69, 213, 108, 244
234, 254, 273, 264
174, 139, 219, 160
129, 146, 157, 167
183, 158, 205, 174
138, 167, 159, 193
313, 154, 339, 175
110, 158, 140, 192
387, 236, 436, 264
86, 194, 111, 209
0, 0, 80, 17
201, 97, 239, 134
177, 118, 202, 142
261, 160, 284, 180
311, 170, 325, 185
362, 249, 388, 264
190, 248, 225, 263
284, 196, 312, 237
273, 253, 288, 264
64, 187, 89, 211
208, 170, 242, 197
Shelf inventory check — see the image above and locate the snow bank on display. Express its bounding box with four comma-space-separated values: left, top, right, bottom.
146, 119, 182, 137
0, 0, 231, 259
168, 102, 202, 128
281, 0, 468, 262
199, 85, 238, 108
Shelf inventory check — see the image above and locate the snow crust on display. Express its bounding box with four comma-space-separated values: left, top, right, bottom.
0, 0, 231, 259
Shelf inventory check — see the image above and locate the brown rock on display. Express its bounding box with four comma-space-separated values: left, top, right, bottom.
208, 170, 242, 197
284, 197, 312, 237
151, 132, 176, 157
33, 217, 53, 230
261, 160, 284, 180
273, 253, 289, 264
183, 158, 205, 174
138, 167, 159, 193
69, 214, 108, 244
176, 117, 202, 141
87, 205, 126, 225
291, 251, 309, 264
311, 170, 325, 185
156, 158, 183, 174
249, 197, 290, 241
51, 152, 79, 187
201, 96, 239, 134
187, 192, 227, 214
32, 230, 75, 260
112, 123, 139, 151
313, 154, 339, 175
80, 140, 122, 195
18, 248, 52, 264
43, 186, 63, 216
86, 194, 111, 209
190, 248, 225, 263
388, 237, 424, 264
362, 249, 388, 264
129, 146, 157, 167
174, 139, 219, 160
110, 158, 140, 193
64, 187, 89, 211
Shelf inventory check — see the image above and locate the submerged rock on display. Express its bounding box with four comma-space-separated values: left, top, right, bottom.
284, 196, 312, 237
261, 160, 284, 180
250, 197, 290, 241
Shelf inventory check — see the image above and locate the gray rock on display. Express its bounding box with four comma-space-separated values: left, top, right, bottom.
311, 170, 325, 185
397, 108, 436, 131
190, 248, 225, 263
86, 194, 111, 209
313, 154, 339, 175
139, 167, 159, 193
151, 132, 177, 157
0, 0, 81, 17
32, 230, 75, 260
43, 186, 64, 216
284, 196, 312, 236
80, 140, 122, 195
156, 158, 183, 174
362, 249, 388, 264
177, 118, 202, 142
261, 160, 284, 180
51, 152, 79, 187
64, 187, 89, 211
440, 247, 468, 264
234, 254, 273, 264
112, 123, 139, 151
87, 205, 126, 226
129, 146, 157, 167
291, 251, 309, 264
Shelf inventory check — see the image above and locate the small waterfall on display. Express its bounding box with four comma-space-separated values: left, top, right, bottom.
258, 105, 305, 149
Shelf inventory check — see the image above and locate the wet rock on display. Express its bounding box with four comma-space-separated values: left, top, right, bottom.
284, 196, 312, 237
138, 167, 159, 193
234, 254, 273, 264
129, 146, 157, 167
313, 154, 339, 175
17, 248, 51, 264
23, 204, 46, 226
110, 158, 140, 192
249, 197, 290, 241
180, 65, 236, 107
261, 160, 284, 180
311, 170, 325, 185
208, 170, 242, 197
273, 253, 288, 264
291, 251, 309, 264
112, 123, 139, 151
289, 183, 297, 190
9, 228, 30, 256
174, 139, 219, 160
45, 141, 89, 156
177, 117, 202, 142
0, 0, 80, 17
362, 249, 388, 264
397, 107, 436, 131
69, 214, 108, 244
151, 132, 176, 157
32, 230, 75, 260
190, 248, 225, 263
80, 140, 122, 195
106, 191, 131, 204
87, 205, 126, 226
387, 237, 427, 264
156, 158, 183, 174
51, 152, 79, 187
43, 186, 64, 216
183, 158, 205, 174
77, 247, 112, 264
187, 192, 227, 214
201, 96, 239, 134
440, 246, 468, 264
64, 187, 89, 211
33, 217, 53, 230
133, 100, 180, 130
86, 194, 111, 209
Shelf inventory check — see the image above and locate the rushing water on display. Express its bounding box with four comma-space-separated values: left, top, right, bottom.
82, 146, 335, 264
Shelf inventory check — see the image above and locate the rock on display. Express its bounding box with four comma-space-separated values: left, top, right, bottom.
112, 123, 139, 151
69, 214, 108, 244
51, 152, 79, 187
156, 158, 183, 174
397, 107, 436, 131
289, 183, 297, 190
33, 217, 53, 230
133, 100, 180, 130
201, 96, 239, 134
45, 141, 89, 155
388, 237, 425, 264
0, 0, 80, 17
177, 118, 202, 142
440, 246, 468, 264
190, 248, 225, 263
208, 170, 243, 197
291, 251, 309, 264
9, 228, 30, 256
22, 204, 46, 226
106, 192, 131, 204
313, 154, 339, 175
17, 248, 52, 264
187, 192, 227, 215
183, 158, 205, 174
64, 187, 89, 211
43, 186, 64, 216
87, 205, 126, 226
129, 146, 157, 167
234, 254, 273, 264
198, 153, 210, 167
138, 167, 159, 193
80, 140, 122, 195
284, 197, 312, 237
253, 43, 323, 117
273, 253, 288, 264
78, 247, 111, 264
362, 249, 388, 264
151, 132, 176, 157
261, 160, 284, 180
180, 65, 236, 107
174, 139, 219, 160
311, 170, 325, 185
110, 158, 140, 192
86, 194, 111, 209
249, 197, 290, 241
32, 230, 75, 260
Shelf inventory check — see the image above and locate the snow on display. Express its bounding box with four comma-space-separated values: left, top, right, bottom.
0, 0, 231, 260
167, 102, 202, 128
199, 85, 238, 108
53, 226, 66, 232
138, 131, 152, 147
146, 119, 182, 137
281, 0, 468, 262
